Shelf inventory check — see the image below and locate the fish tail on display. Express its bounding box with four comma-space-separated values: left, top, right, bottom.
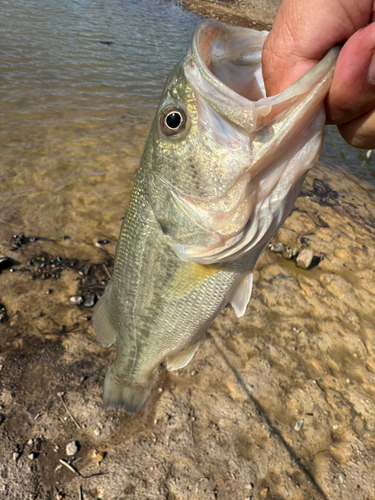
103, 365, 151, 415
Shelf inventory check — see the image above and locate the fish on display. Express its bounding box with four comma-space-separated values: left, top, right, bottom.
93, 19, 339, 415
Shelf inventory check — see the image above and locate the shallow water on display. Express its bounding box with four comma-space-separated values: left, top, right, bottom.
1, 0, 374, 245
0, 0, 201, 244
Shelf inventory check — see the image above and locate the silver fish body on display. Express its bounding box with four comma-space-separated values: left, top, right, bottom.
93, 20, 339, 414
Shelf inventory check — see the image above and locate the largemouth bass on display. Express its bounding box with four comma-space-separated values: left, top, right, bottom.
93, 20, 339, 414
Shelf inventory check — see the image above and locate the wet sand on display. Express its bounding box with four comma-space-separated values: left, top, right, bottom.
178, 0, 281, 29
1, 1, 375, 500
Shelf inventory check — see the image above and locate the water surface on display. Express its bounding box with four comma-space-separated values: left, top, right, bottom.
0, 0, 201, 243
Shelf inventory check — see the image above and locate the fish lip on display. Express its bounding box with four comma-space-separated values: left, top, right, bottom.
184, 19, 340, 134
185, 19, 269, 133
190, 20, 265, 105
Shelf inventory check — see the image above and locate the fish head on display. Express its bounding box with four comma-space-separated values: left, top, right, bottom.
146, 20, 339, 264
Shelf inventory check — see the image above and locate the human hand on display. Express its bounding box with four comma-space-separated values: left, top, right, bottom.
262, 0, 375, 149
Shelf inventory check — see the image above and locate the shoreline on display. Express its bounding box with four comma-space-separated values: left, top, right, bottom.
178, 0, 282, 30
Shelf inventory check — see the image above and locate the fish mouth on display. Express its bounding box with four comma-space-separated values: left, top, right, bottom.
156, 21, 340, 264
185, 20, 271, 134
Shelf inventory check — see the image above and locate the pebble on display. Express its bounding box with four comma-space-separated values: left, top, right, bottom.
13, 452, 20, 461
0, 303, 8, 323
0, 256, 14, 271
66, 441, 79, 456
27, 453, 36, 460
294, 419, 304, 432
83, 294, 96, 308
94, 428, 101, 436
296, 249, 314, 269
92, 449, 105, 463
95, 239, 110, 247
70, 296, 83, 306
27, 438, 33, 446
282, 245, 298, 260
268, 242, 284, 253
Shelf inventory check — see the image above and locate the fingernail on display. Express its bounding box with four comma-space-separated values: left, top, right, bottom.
368, 50, 375, 84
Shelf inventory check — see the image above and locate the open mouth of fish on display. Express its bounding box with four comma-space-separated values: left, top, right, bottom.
152, 20, 339, 265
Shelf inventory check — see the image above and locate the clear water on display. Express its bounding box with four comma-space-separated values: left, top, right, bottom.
1, 0, 374, 246
0, 0, 201, 243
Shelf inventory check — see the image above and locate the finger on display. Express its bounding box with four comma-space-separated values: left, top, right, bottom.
262, 0, 375, 96
326, 23, 375, 125
337, 107, 375, 149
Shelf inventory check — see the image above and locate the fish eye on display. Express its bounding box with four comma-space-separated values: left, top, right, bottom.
159, 105, 188, 138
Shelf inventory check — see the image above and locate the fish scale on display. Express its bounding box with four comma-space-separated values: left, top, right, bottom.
93, 19, 339, 414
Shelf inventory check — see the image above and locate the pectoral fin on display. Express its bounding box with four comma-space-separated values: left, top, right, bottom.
230, 272, 253, 318
166, 341, 200, 371
93, 283, 117, 347
165, 262, 220, 300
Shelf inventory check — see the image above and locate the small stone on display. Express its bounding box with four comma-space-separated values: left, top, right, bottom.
70, 296, 83, 305
294, 419, 304, 432
54, 445, 59, 452
268, 242, 284, 253
366, 149, 372, 159
282, 245, 298, 260
0, 256, 15, 271
191, 370, 198, 376
13, 452, 20, 461
95, 239, 110, 247
27, 438, 33, 446
66, 441, 79, 456
259, 488, 269, 499
27, 452, 36, 460
83, 294, 96, 308
0, 303, 8, 323
296, 249, 314, 269
92, 450, 105, 463
45, 289, 53, 295
94, 428, 101, 436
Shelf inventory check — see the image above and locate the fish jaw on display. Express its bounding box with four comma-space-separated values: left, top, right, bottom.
147, 20, 339, 264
